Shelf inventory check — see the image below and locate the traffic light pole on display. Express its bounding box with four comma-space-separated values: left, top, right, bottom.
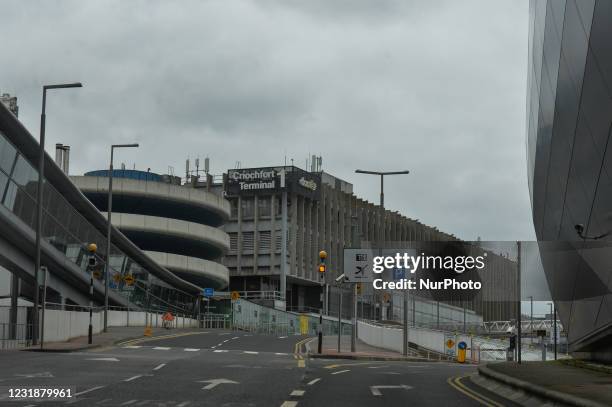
351, 283, 357, 352
317, 250, 327, 354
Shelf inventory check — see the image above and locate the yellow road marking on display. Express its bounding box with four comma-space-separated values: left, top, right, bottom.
297, 359, 305, 368
293, 337, 312, 368
447, 376, 505, 407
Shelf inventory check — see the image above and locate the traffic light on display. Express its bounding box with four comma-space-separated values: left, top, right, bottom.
356, 283, 362, 295
318, 250, 327, 275
86, 243, 97, 269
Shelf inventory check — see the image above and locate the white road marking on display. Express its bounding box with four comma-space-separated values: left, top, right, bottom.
74, 386, 105, 396
176, 402, 191, 407
217, 343, 224, 347
214, 350, 228, 353
232, 337, 239, 340
153, 363, 166, 371
198, 378, 239, 390
367, 365, 388, 369
86, 358, 119, 362
124, 375, 143, 382
280, 402, 298, 407
222, 340, 229, 343
275, 353, 289, 356
369, 384, 413, 396
307, 378, 321, 385
243, 351, 258, 354
290, 390, 305, 397
153, 347, 171, 350
184, 348, 200, 352
279, 336, 288, 339
218, 333, 231, 336
119, 401, 138, 406
331, 369, 350, 375
123, 346, 142, 349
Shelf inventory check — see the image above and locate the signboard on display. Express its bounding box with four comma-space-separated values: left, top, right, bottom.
344, 249, 375, 282
203, 287, 214, 297
444, 333, 456, 357
225, 166, 321, 200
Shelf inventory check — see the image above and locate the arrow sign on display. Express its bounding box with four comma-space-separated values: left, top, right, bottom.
370, 384, 413, 396
198, 378, 239, 390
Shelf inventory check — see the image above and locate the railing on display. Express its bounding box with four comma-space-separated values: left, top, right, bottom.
0, 323, 32, 350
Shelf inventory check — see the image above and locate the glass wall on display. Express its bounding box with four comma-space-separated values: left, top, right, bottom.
0, 131, 195, 313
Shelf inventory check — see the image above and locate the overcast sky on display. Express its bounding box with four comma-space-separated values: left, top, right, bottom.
1, 0, 531, 241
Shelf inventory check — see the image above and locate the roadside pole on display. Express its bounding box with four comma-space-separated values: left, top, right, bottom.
337, 286, 342, 353
40, 266, 48, 349
86, 243, 97, 345
317, 250, 327, 354
517, 241, 522, 364
403, 288, 408, 356
351, 283, 357, 352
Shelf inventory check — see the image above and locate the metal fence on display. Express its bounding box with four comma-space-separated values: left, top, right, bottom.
232, 299, 352, 337
0, 323, 32, 350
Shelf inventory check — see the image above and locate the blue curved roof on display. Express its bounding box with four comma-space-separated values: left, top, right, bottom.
85, 169, 162, 182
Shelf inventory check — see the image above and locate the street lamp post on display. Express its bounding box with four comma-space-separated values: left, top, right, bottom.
549, 302, 557, 360
104, 143, 139, 332
355, 169, 409, 355
33, 82, 82, 346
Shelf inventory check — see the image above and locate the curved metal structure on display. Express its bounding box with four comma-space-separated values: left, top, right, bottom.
527, 0, 612, 360
0, 102, 202, 312
72, 174, 230, 289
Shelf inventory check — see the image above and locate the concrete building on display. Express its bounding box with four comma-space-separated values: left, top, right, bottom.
72, 170, 231, 290
207, 165, 517, 322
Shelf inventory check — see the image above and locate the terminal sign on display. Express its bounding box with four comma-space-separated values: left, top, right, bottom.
203, 288, 214, 297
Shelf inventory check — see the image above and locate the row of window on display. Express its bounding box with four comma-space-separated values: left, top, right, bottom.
0, 132, 195, 311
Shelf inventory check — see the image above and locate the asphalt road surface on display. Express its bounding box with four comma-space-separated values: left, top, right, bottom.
0, 329, 518, 406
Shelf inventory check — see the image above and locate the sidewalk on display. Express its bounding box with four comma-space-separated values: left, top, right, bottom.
24, 326, 201, 353
476, 361, 612, 407
307, 335, 428, 361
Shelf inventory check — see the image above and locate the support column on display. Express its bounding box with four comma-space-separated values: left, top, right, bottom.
9, 272, 19, 339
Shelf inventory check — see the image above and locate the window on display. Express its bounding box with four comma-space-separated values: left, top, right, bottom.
257, 196, 271, 217
241, 197, 254, 218
0, 135, 16, 174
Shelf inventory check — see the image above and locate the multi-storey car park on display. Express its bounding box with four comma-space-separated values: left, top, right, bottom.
71, 170, 230, 290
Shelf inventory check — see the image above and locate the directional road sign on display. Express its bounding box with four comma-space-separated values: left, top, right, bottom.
203, 287, 214, 297
343, 249, 375, 282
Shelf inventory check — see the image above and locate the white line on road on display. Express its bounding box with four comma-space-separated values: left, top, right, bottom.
370, 384, 413, 396
119, 400, 138, 406
279, 336, 288, 339
243, 351, 259, 354
222, 339, 229, 343
86, 357, 119, 362
217, 343, 224, 347
176, 402, 191, 407
367, 365, 388, 369
74, 386, 105, 396
232, 337, 239, 340
280, 402, 298, 407
331, 369, 350, 375
153, 347, 171, 350
184, 348, 200, 352
290, 390, 305, 397
307, 378, 321, 386
214, 350, 228, 353
275, 353, 289, 356
153, 363, 166, 371
123, 346, 142, 349
124, 375, 144, 382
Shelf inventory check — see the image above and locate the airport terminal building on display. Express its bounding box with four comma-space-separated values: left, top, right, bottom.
208, 165, 518, 323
